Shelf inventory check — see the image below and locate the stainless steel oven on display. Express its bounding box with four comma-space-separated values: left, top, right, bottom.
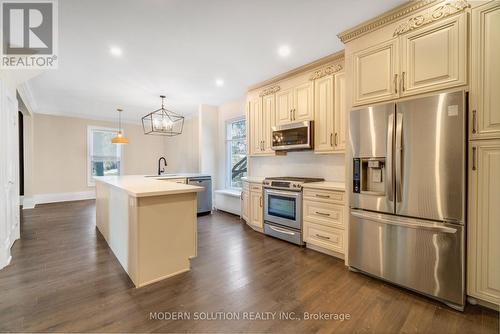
271, 121, 313, 151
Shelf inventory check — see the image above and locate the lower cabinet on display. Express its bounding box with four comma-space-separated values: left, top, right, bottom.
302, 187, 345, 257
241, 184, 249, 222
468, 139, 500, 306
249, 188, 263, 229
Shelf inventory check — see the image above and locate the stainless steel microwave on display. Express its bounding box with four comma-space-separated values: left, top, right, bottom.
271, 121, 313, 151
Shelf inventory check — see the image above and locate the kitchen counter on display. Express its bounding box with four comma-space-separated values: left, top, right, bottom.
302, 181, 345, 192
95, 175, 203, 197
241, 176, 265, 184
94, 175, 203, 288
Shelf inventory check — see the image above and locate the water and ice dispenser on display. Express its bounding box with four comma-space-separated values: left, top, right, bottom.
353, 158, 386, 195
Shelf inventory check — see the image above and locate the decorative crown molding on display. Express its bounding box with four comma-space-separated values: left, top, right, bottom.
337, 0, 437, 43
393, 0, 470, 36
259, 85, 280, 97
309, 64, 343, 81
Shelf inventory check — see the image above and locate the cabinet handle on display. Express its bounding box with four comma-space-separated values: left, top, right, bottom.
472, 147, 477, 171
402, 72, 406, 92
472, 110, 477, 134
394, 74, 398, 94
330, 133, 333, 146
315, 194, 330, 199
260, 196, 263, 207
315, 211, 330, 217
293, 109, 296, 121
335, 133, 338, 146
315, 234, 330, 240
290, 109, 293, 121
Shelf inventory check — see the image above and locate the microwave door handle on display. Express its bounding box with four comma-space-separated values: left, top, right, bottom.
386, 113, 394, 202
395, 112, 403, 203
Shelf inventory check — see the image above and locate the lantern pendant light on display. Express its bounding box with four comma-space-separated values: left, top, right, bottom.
142, 95, 184, 136
111, 108, 129, 144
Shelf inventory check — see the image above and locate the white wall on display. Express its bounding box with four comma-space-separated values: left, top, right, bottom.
198, 104, 219, 184
163, 115, 199, 173
249, 152, 345, 182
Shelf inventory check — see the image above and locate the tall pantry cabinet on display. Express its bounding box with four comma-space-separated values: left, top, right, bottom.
467, 1, 500, 308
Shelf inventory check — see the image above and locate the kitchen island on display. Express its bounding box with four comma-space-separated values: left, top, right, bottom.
94, 175, 203, 288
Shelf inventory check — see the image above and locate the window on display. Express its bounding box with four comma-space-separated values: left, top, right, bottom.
87, 126, 123, 186
226, 117, 247, 189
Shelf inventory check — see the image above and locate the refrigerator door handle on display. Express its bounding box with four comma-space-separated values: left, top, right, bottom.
386, 113, 394, 202
350, 210, 457, 234
395, 112, 404, 203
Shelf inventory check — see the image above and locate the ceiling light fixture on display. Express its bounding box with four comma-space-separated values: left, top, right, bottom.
111, 109, 129, 144
142, 95, 184, 136
110, 46, 123, 57
278, 45, 291, 58
215, 78, 224, 87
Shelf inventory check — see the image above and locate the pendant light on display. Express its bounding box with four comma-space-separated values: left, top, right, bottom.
142, 95, 184, 136
111, 108, 129, 144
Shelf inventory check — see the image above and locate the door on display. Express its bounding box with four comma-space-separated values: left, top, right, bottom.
293, 81, 314, 122
314, 75, 334, 153
395, 91, 466, 223
276, 89, 294, 125
250, 191, 263, 229
334, 72, 347, 151
400, 14, 467, 97
468, 140, 500, 305
353, 39, 399, 106
261, 94, 275, 154
248, 97, 262, 155
350, 102, 395, 214
349, 209, 464, 307
470, 2, 500, 140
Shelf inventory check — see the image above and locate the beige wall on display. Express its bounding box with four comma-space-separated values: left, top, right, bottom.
162, 115, 200, 174
32, 113, 167, 195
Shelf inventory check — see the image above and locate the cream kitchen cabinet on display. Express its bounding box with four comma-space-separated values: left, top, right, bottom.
353, 39, 399, 106
249, 185, 263, 229
314, 72, 346, 154
276, 81, 314, 125
248, 94, 274, 156
352, 12, 468, 106
400, 14, 467, 97
241, 182, 249, 222
467, 139, 500, 307
470, 1, 500, 140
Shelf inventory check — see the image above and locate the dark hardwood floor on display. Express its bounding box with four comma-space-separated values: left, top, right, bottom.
0, 200, 497, 333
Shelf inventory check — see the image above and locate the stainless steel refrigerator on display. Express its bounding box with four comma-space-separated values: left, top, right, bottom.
348, 90, 466, 310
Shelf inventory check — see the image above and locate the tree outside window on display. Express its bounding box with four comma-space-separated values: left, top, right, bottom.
226, 118, 247, 189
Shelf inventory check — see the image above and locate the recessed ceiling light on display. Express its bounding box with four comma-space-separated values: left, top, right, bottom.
215, 78, 224, 87
278, 45, 291, 58
109, 46, 123, 57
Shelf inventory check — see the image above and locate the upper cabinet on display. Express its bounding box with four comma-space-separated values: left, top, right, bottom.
400, 14, 467, 96
351, 10, 468, 107
470, 1, 500, 140
334, 72, 347, 151
276, 82, 314, 126
247, 87, 277, 156
353, 39, 399, 106
276, 88, 294, 125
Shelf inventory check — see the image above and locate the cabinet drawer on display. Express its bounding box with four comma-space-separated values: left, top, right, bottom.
304, 222, 344, 253
304, 200, 344, 228
303, 188, 344, 204
250, 184, 262, 192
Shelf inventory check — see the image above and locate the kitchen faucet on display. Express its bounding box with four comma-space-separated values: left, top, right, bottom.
158, 157, 167, 175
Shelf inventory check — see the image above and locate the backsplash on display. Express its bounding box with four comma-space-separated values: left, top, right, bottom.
248, 151, 345, 182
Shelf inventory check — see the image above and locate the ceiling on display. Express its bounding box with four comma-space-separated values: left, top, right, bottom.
25, 0, 406, 123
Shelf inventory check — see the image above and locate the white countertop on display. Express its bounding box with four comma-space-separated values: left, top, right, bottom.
95, 175, 204, 198
302, 181, 345, 192
241, 176, 265, 184
149, 173, 211, 179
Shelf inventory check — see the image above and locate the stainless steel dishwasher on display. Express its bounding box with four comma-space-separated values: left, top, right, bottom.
188, 176, 212, 214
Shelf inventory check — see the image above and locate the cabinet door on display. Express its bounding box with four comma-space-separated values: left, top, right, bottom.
241, 190, 249, 222
248, 97, 262, 155
353, 39, 399, 106
314, 75, 334, 153
249, 191, 263, 229
468, 140, 500, 305
400, 14, 467, 97
276, 89, 294, 125
293, 81, 314, 122
471, 2, 500, 140
334, 72, 347, 151
262, 94, 276, 154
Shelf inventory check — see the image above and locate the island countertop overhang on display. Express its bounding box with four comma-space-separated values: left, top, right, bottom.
94, 175, 204, 198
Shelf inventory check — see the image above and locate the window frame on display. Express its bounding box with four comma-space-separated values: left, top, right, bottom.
225, 116, 247, 190
87, 125, 124, 187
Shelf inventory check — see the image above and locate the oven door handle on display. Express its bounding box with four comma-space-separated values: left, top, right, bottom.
265, 189, 302, 198
269, 225, 296, 235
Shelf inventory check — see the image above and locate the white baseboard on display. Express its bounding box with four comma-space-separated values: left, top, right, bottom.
0, 238, 12, 270
33, 190, 96, 206
21, 196, 36, 209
